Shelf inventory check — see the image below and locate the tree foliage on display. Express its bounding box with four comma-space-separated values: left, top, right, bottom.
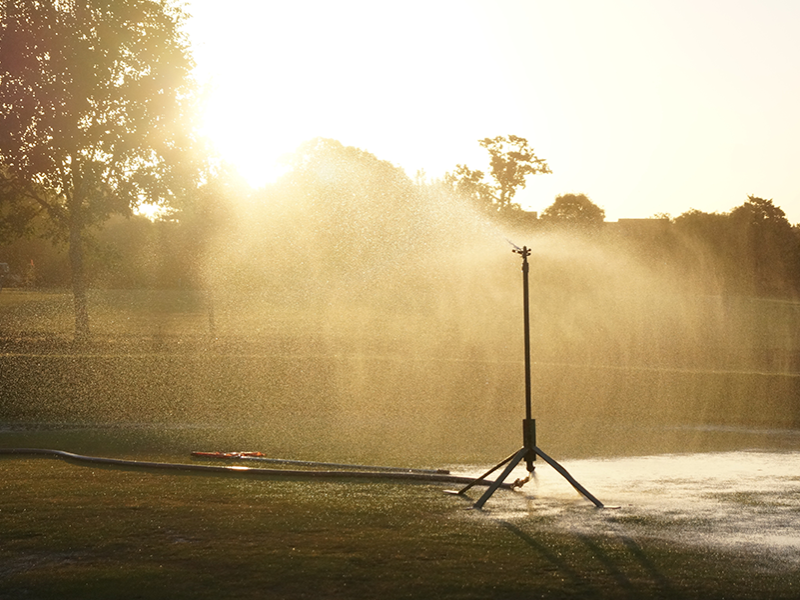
540, 193, 606, 228
672, 197, 800, 295
0, 0, 201, 339
274, 138, 423, 271
445, 135, 550, 218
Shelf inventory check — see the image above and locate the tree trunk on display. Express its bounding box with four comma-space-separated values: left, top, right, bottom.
68, 199, 90, 342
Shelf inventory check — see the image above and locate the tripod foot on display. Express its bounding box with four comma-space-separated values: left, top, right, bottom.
473, 447, 529, 509
533, 446, 604, 508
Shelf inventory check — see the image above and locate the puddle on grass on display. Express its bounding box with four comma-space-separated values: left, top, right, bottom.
454, 450, 800, 568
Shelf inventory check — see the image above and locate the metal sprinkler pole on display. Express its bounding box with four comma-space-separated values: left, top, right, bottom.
517, 246, 537, 473
457, 243, 604, 510
521, 247, 532, 420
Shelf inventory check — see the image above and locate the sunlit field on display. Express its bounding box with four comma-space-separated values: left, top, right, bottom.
2, 288, 800, 598
4, 0, 800, 596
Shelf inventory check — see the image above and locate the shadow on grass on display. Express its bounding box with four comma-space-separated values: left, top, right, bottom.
500, 520, 678, 599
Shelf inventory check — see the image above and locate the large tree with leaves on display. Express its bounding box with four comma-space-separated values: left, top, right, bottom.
276, 138, 422, 270
0, 0, 202, 340
540, 193, 606, 229
445, 135, 551, 217
729, 196, 799, 295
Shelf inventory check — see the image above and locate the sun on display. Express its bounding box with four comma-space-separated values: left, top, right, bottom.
199, 89, 295, 188
184, 1, 561, 208
186, 1, 316, 189
184, 1, 502, 191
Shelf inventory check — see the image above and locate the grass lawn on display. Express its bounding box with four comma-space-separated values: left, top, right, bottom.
1, 453, 798, 600
2, 289, 800, 598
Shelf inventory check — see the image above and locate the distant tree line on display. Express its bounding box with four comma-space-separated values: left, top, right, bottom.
442, 137, 800, 297
638, 196, 800, 297
3, 134, 799, 303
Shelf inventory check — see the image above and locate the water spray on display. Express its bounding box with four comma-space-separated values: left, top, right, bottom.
450, 243, 604, 509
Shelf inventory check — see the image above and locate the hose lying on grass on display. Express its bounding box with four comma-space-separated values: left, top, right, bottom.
190, 450, 451, 474
0, 448, 516, 489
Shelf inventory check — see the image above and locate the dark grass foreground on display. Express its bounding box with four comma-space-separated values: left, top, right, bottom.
1, 456, 797, 600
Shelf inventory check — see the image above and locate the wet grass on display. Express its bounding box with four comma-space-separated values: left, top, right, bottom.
1, 454, 799, 600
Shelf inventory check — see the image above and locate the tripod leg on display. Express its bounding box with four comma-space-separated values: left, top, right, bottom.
455, 450, 519, 495
473, 447, 529, 510
534, 446, 604, 508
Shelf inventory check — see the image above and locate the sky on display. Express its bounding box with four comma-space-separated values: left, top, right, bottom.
184, 0, 800, 222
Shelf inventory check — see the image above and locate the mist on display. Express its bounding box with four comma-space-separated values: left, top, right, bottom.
3, 140, 799, 465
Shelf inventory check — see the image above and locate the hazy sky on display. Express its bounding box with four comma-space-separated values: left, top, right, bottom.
186, 0, 800, 222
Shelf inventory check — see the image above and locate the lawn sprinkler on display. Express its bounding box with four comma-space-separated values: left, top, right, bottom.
451, 243, 604, 509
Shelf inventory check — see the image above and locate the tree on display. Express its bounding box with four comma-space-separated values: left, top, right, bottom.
0, 0, 202, 340
730, 196, 793, 236
671, 198, 800, 296
729, 196, 800, 295
540, 193, 606, 228
277, 138, 421, 267
445, 135, 551, 217
443, 163, 492, 212
165, 164, 247, 290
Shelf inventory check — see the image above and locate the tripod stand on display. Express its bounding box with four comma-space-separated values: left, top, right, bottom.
454, 245, 604, 510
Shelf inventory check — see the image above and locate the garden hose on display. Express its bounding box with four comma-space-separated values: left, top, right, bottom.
0, 447, 515, 489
